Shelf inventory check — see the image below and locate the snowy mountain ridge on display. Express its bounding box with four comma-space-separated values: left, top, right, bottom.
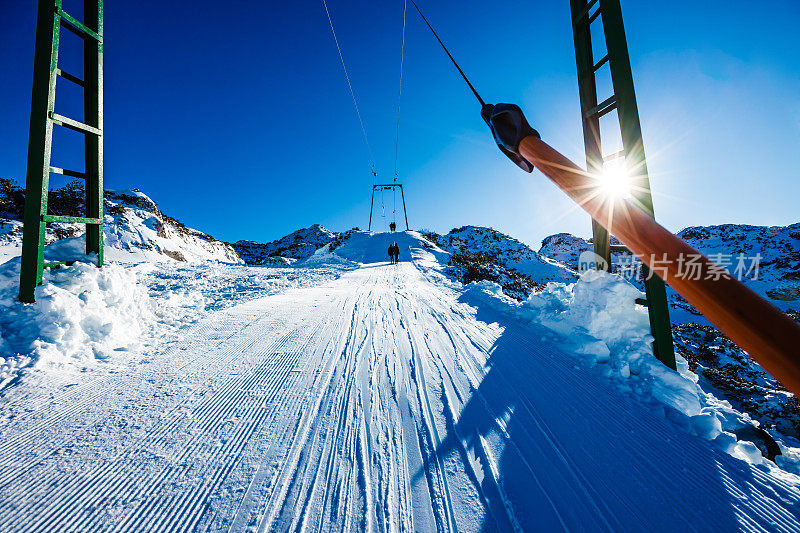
233, 223, 338, 263
0, 179, 240, 264
237, 220, 800, 311
536, 222, 800, 311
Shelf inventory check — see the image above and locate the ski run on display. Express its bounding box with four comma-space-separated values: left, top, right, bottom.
1, 231, 799, 531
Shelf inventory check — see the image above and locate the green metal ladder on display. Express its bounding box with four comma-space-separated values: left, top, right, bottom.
19, 0, 104, 303
570, 0, 676, 369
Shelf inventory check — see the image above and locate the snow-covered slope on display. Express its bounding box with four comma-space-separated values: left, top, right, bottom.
536, 222, 800, 439
2, 229, 800, 529
0, 180, 240, 264
233, 224, 338, 262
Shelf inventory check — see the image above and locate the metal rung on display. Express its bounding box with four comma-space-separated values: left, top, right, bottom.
588, 8, 602, 24
50, 112, 102, 136
573, 0, 599, 26
56, 68, 85, 87
603, 150, 625, 162
56, 8, 101, 41
635, 298, 649, 307
43, 261, 75, 269
42, 215, 103, 224
610, 244, 629, 253
585, 95, 617, 119
593, 54, 609, 72
50, 166, 86, 179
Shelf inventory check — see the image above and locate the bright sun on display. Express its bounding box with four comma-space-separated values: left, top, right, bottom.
597, 162, 632, 199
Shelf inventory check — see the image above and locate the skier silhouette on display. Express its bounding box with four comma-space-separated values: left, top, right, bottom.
388, 244, 395, 264
392, 242, 400, 264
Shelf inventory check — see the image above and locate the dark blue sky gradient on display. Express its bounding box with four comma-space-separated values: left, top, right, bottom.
1, 0, 798, 247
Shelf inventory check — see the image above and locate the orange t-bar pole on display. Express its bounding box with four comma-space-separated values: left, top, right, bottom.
519, 135, 800, 395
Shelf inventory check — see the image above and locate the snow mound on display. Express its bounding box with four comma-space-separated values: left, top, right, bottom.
0, 256, 157, 386
329, 230, 432, 264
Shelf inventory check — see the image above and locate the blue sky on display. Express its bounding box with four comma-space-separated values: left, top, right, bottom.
1, 0, 798, 248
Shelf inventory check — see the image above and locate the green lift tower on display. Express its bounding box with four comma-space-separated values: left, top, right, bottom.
19, 0, 104, 303
570, 0, 676, 369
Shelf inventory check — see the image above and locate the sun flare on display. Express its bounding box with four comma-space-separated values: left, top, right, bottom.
597, 162, 633, 200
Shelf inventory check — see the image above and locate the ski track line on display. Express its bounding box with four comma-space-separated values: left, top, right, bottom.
3, 320, 294, 516
95, 306, 337, 532
106, 344, 302, 532
298, 312, 367, 532
116, 303, 336, 527
419, 302, 574, 531
10, 332, 296, 531
0, 306, 277, 475
256, 295, 367, 532
253, 320, 360, 531
224, 331, 332, 532
394, 285, 511, 532
408, 301, 524, 533
406, 315, 459, 532
0, 319, 275, 513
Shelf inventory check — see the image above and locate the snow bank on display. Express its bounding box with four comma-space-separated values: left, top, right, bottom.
0, 256, 158, 387
462, 270, 800, 474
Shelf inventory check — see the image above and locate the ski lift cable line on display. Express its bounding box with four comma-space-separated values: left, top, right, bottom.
321, 0, 376, 180
408, 0, 485, 107
393, 0, 408, 182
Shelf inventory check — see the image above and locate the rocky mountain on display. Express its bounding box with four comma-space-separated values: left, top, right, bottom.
417, 226, 575, 299
538, 232, 593, 269
676, 223, 800, 306
0, 179, 240, 263
233, 224, 338, 263
536, 222, 800, 312
235, 223, 575, 299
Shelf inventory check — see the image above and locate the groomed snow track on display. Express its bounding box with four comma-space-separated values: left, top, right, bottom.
1, 238, 799, 531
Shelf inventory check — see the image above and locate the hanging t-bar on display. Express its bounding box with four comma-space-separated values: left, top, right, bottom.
368, 184, 409, 232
